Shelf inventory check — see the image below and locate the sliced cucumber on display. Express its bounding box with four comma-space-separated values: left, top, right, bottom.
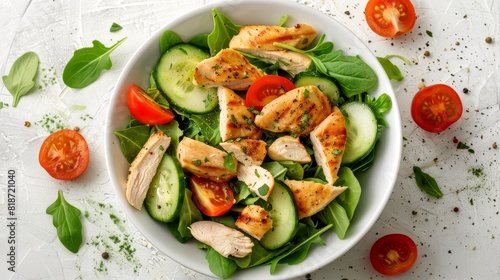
260, 181, 298, 250
294, 72, 340, 106
340, 101, 378, 165
145, 154, 185, 222
156, 43, 218, 114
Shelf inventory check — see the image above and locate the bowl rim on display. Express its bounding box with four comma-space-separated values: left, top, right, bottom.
104, 0, 402, 278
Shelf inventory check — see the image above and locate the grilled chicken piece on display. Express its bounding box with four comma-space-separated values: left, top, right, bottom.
177, 137, 237, 182
218, 86, 262, 141
242, 50, 311, 75
235, 205, 273, 240
193, 48, 265, 91
254, 85, 331, 136
189, 221, 254, 258
284, 179, 347, 219
268, 135, 311, 164
219, 139, 267, 166
126, 131, 171, 210
310, 107, 347, 185
236, 164, 274, 201
229, 24, 317, 51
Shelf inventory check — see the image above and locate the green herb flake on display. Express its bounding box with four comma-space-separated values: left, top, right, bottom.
192, 159, 202, 166
413, 166, 443, 198
110, 22, 123, 32
303, 89, 310, 98
426, 30, 433, 37
2, 51, 39, 107
230, 114, 239, 126
254, 168, 261, 178
46, 190, 83, 253
223, 153, 237, 171
332, 149, 343, 155
204, 157, 209, 163
62, 37, 127, 89
457, 141, 475, 153
258, 184, 270, 196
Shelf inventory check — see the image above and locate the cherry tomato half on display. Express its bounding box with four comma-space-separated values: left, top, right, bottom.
370, 233, 418, 276
411, 84, 463, 133
190, 175, 235, 217
245, 75, 296, 110
126, 84, 174, 125
39, 129, 90, 180
365, 0, 417, 37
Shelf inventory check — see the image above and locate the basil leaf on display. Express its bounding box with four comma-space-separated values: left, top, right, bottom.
46, 190, 83, 253
110, 22, 122, 32
413, 166, 443, 198
2, 51, 39, 107
159, 30, 183, 53
207, 8, 242, 56
365, 93, 392, 127
63, 37, 127, 88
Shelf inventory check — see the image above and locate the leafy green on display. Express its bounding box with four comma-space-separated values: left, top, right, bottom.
316, 200, 350, 239
205, 246, 238, 278
261, 161, 287, 181
46, 190, 83, 253
155, 120, 183, 154
275, 35, 378, 97
335, 167, 361, 220
2, 51, 39, 107
413, 166, 443, 198
174, 188, 203, 241
365, 93, 392, 127
114, 124, 151, 163
223, 152, 237, 171
110, 22, 123, 32
160, 30, 183, 53
207, 8, 242, 56
377, 55, 410, 81
187, 110, 222, 146
62, 37, 127, 88
279, 161, 304, 180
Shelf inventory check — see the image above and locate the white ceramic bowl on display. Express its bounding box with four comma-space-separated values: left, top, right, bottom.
105, 0, 402, 279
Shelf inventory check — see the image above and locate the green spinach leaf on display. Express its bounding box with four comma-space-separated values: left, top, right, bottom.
46, 190, 83, 253
63, 37, 127, 88
207, 8, 242, 56
377, 54, 410, 81
335, 167, 361, 220
413, 166, 443, 198
205, 246, 238, 278
160, 30, 183, 53
114, 124, 151, 163
188, 110, 222, 146
316, 200, 349, 239
365, 93, 392, 127
2, 51, 39, 107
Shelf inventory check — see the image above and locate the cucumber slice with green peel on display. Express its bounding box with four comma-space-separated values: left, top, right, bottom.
156, 43, 218, 114
144, 154, 185, 222
260, 181, 298, 250
294, 72, 340, 106
340, 101, 378, 165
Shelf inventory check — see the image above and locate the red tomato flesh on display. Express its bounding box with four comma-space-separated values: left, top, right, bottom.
411, 84, 463, 133
127, 84, 174, 125
245, 75, 296, 110
370, 233, 418, 276
39, 129, 90, 180
190, 175, 235, 217
365, 0, 417, 37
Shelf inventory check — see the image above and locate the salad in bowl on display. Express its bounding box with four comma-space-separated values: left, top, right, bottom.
105, 1, 402, 279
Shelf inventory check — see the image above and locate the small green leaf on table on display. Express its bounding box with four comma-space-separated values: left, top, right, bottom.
413, 166, 443, 198
2, 51, 39, 107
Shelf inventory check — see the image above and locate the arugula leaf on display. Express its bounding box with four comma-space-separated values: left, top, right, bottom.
110, 22, 122, 32
46, 190, 83, 253
62, 37, 127, 88
2, 51, 39, 107
413, 166, 443, 198
207, 8, 242, 56
159, 30, 183, 53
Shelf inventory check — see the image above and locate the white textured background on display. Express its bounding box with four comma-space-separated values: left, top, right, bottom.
1, 0, 499, 279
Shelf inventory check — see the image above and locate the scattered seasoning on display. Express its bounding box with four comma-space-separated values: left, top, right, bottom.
492, 142, 497, 149
453, 137, 459, 144
418, 82, 426, 90
455, 41, 460, 46
73, 126, 80, 132
485, 36, 493, 43
463, 88, 469, 94
457, 141, 474, 153
453, 207, 459, 212
469, 167, 484, 177
24, 121, 31, 127
102, 252, 109, 259
424, 50, 430, 57
426, 30, 433, 37
412, 210, 418, 215
469, 198, 474, 205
